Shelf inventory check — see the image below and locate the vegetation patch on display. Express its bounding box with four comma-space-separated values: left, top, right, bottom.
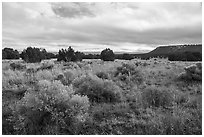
11, 80, 90, 135
73, 74, 123, 103
2, 57, 202, 135
114, 63, 143, 84
178, 63, 202, 81
141, 86, 173, 108
10, 62, 26, 71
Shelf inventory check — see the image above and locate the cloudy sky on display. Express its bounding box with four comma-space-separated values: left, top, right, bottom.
2, 2, 202, 53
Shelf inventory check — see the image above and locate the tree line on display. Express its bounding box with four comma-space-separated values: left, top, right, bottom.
3, 47, 56, 63
2, 46, 202, 63
2, 47, 116, 63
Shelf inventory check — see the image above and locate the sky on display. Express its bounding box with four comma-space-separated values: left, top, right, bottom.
2, 2, 202, 53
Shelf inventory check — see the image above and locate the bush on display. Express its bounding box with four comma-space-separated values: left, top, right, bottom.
38, 62, 54, 71
10, 63, 26, 71
73, 74, 122, 103
115, 63, 134, 76
115, 63, 143, 84
2, 70, 26, 91
35, 70, 54, 81
62, 62, 79, 70
2, 48, 20, 59
78, 103, 133, 134
60, 70, 76, 85
100, 48, 115, 61
69, 95, 90, 122
12, 80, 90, 134
160, 107, 202, 134
178, 63, 202, 81
141, 86, 173, 108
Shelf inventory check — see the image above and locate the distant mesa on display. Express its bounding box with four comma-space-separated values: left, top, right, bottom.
135, 44, 202, 61
148, 44, 202, 55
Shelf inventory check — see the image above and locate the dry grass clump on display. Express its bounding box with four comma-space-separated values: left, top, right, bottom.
10, 62, 26, 71
178, 63, 202, 81
141, 86, 173, 108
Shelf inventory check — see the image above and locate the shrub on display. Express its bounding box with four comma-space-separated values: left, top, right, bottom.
26, 68, 37, 74
38, 62, 54, 71
76, 62, 84, 68
60, 70, 76, 85
51, 68, 63, 78
178, 63, 202, 81
73, 74, 122, 103
78, 103, 133, 135
115, 63, 143, 84
35, 70, 54, 81
12, 80, 90, 134
2, 62, 11, 71
2, 70, 25, 91
100, 48, 115, 61
161, 113, 186, 134
141, 86, 173, 108
69, 95, 90, 122
161, 107, 202, 134
63, 62, 79, 70
126, 88, 144, 109
10, 63, 26, 71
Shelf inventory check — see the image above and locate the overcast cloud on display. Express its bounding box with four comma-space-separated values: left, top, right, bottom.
2, 2, 202, 53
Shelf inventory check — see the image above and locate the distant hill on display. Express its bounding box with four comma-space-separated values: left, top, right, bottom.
134, 44, 202, 59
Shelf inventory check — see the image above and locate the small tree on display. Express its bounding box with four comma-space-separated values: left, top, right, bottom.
66, 46, 75, 61
100, 48, 115, 61
20, 47, 44, 63
57, 46, 83, 62
2, 48, 20, 59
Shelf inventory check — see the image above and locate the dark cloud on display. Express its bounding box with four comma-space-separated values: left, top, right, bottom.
51, 2, 95, 18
